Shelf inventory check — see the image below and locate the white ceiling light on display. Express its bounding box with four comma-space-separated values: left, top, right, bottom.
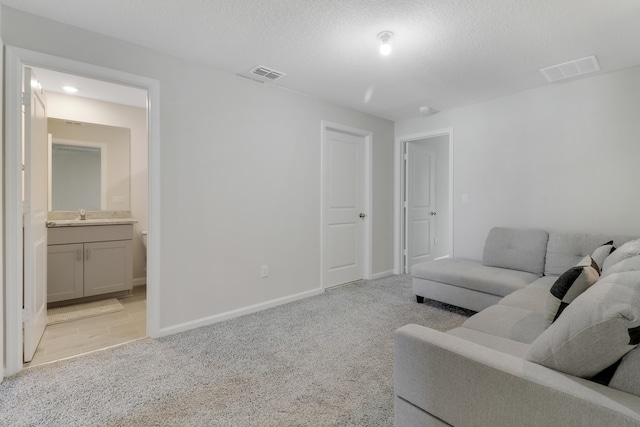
62, 86, 79, 93
377, 31, 393, 56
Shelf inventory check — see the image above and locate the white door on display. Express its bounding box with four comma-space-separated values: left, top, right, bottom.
23, 67, 49, 363
405, 142, 435, 272
323, 130, 365, 288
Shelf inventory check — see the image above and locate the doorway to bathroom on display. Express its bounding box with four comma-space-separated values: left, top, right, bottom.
31, 67, 148, 365
4, 46, 160, 374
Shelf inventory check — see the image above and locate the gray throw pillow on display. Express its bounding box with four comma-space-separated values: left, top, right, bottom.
600, 255, 640, 281
525, 271, 640, 378
603, 239, 640, 273
544, 256, 600, 327
609, 347, 640, 396
591, 241, 615, 271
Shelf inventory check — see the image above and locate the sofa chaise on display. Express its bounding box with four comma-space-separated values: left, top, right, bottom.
396, 227, 640, 426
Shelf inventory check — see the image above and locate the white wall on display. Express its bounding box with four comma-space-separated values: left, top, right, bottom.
47, 93, 148, 284
396, 66, 640, 260
1, 7, 395, 332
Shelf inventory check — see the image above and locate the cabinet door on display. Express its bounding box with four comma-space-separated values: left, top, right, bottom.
47, 243, 84, 303
84, 240, 133, 297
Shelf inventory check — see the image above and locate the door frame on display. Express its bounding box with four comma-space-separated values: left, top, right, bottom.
394, 128, 454, 274
3, 46, 161, 376
320, 121, 372, 289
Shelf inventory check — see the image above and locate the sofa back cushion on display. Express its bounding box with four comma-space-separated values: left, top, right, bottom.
544, 233, 637, 276
482, 227, 549, 275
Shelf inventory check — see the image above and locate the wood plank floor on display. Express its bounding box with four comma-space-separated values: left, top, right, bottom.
28, 285, 147, 367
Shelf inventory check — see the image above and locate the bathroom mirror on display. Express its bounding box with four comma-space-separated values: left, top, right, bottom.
48, 118, 131, 212
50, 141, 106, 210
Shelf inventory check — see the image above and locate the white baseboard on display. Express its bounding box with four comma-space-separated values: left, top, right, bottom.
133, 277, 147, 287
157, 287, 324, 337
370, 270, 394, 280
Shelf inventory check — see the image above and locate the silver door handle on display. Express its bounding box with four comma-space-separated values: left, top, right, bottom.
430, 212, 437, 216
359, 213, 366, 219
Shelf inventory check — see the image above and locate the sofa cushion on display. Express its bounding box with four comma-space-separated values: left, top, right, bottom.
525, 271, 640, 378
544, 233, 636, 276
482, 227, 549, 275
603, 239, 640, 273
461, 304, 546, 344
447, 327, 530, 358
411, 259, 540, 297
498, 282, 556, 313
544, 256, 600, 326
591, 241, 615, 271
609, 347, 640, 396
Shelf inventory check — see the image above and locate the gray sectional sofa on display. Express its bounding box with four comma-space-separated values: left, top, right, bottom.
396, 227, 640, 426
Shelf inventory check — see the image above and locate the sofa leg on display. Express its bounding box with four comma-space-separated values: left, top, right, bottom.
416, 295, 425, 304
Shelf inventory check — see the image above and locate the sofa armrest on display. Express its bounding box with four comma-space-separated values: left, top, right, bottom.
395, 324, 640, 427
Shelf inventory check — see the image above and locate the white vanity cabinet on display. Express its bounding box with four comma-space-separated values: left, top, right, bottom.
47, 224, 133, 303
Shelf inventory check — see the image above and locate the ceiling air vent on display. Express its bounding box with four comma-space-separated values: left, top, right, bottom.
249, 65, 287, 81
540, 56, 600, 82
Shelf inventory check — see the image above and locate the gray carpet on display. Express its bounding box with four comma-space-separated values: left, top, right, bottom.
0, 275, 474, 427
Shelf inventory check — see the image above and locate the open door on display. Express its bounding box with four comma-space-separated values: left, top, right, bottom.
23, 67, 49, 363
405, 142, 436, 272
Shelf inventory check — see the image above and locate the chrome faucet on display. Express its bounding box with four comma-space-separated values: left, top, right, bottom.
79, 208, 86, 220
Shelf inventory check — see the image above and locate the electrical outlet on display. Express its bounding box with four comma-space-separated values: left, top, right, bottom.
260, 265, 269, 278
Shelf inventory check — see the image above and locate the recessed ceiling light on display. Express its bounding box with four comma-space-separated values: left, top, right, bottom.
62, 86, 79, 93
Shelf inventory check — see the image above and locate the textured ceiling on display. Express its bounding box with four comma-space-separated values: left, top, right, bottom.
4, 0, 640, 120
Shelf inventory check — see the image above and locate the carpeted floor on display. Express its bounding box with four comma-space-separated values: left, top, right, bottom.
0, 275, 474, 427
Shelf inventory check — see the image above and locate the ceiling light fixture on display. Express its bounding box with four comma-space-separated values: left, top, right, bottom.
377, 31, 393, 56
62, 86, 79, 93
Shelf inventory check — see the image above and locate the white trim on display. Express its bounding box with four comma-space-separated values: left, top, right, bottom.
394, 128, 454, 275
49, 138, 109, 210
370, 270, 394, 280
0, 7, 5, 382
320, 121, 373, 290
157, 288, 324, 337
3, 47, 161, 376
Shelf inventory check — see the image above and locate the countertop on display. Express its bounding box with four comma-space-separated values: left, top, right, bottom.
46, 218, 138, 227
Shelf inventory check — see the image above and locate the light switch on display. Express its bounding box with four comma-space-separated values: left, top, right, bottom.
462, 194, 469, 204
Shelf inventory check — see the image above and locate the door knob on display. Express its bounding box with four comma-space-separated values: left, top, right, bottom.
359, 213, 366, 219
430, 211, 437, 216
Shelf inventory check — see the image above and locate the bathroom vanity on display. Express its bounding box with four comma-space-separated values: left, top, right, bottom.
47, 219, 135, 304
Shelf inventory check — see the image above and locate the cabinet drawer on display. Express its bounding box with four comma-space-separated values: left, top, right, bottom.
48, 224, 133, 245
